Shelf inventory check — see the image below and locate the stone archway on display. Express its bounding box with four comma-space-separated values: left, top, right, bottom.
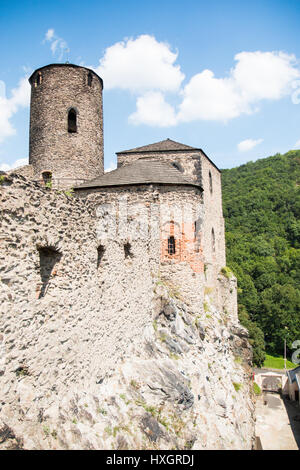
262, 376, 281, 392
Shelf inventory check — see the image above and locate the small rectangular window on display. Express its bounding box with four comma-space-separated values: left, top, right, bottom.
168, 236, 176, 255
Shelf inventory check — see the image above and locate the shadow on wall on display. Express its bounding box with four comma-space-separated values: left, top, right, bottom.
283, 397, 300, 449
38, 247, 62, 298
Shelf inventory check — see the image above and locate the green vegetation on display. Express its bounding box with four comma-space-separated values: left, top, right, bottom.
222, 150, 300, 366
220, 266, 233, 279
253, 382, 262, 396
232, 382, 242, 392
64, 188, 74, 197
263, 353, 298, 370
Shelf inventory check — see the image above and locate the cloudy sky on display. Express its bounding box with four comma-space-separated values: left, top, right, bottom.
1, 0, 300, 172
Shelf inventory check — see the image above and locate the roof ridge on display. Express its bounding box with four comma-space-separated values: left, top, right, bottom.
116, 138, 199, 154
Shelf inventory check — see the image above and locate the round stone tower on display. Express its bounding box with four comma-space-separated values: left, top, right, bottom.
28, 64, 104, 188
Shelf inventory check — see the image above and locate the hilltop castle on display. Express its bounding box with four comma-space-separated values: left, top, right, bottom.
0, 64, 254, 450
15, 63, 228, 294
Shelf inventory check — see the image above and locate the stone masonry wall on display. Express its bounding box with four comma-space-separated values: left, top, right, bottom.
117, 150, 226, 273
0, 174, 251, 449
28, 64, 104, 187
0, 173, 155, 413
76, 184, 206, 309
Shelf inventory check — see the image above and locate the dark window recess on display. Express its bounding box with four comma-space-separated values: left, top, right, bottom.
124, 242, 133, 258
38, 247, 61, 298
97, 245, 105, 268
168, 236, 176, 255
42, 171, 52, 185
211, 228, 216, 253
209, 171, 213, 194
88, 72, 93, 86
68, 109, 77, 133
172, 161, 184, 173
36, 73, 42, 86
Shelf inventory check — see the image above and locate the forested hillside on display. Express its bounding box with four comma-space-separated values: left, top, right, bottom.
222, 150, 300, 366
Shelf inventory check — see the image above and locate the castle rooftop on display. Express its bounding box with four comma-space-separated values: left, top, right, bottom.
74, 158, 203, 190
28, 63, 103, 87
116, 138, 198, 154
117, 138, 220, 172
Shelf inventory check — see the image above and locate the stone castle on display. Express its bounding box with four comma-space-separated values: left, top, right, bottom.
0, 64, 255, 450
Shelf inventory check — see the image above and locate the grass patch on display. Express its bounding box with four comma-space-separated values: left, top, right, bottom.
253, 382, 262, 396
220, 266, 233, 279
263, 353, 297, 370
232, 382, 242, 392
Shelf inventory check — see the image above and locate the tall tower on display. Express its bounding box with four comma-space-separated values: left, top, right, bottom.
28, 64, 104, 188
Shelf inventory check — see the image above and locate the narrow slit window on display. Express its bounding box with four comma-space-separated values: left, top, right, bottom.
168, 236, 176, 255
88, 72, 93, 87
211, 228, 216, 253
124, 242, 133, 259
68, 109, 77, 133
209, 171, 213, 194
35, 72, 42, 87
97, 245, 105, 268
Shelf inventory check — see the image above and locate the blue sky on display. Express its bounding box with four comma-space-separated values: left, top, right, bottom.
0, 0, 300, 171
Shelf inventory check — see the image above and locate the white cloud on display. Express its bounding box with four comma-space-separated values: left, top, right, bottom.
45, 28, 55, 41
94, 35, 184, 93
0, 76, 30, 143
177, 70, 243, 122
293, 139, 300, 149
111, 46, 298, 127
237, 138, 263, 152
0, 158, 28, 171
177, 51, 300, 124
43, 28, 69, 61
129, 92, 177, 127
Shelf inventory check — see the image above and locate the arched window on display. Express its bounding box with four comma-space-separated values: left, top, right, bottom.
35, 72, 42, 87
211, 228, 216, 254
87, 72, 93, 87
68, 109, 77, 133
168, 236, 176, 255
209, 171, 213, 194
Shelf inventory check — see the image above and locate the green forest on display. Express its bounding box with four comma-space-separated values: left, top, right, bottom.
222, 150, 300, 366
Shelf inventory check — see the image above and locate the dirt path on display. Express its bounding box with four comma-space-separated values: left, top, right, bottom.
255, 393, 300, 450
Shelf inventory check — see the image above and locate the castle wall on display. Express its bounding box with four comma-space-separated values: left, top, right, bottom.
117, 150, 226, 278
28, 65, 104, 187
0, 174, 250, 449
0, 174, 155, 410
76, 184, 206, 309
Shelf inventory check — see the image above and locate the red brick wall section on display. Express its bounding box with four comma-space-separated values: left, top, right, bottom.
161, 220, 204, 273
